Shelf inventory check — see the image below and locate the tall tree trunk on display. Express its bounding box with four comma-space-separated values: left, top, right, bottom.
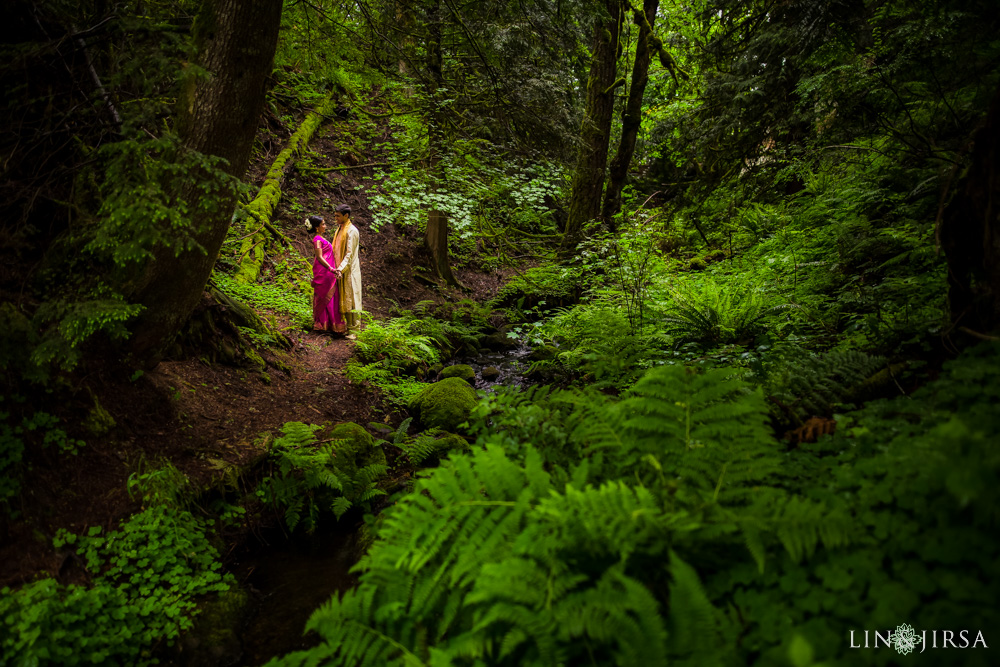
128, 0, 283, 364
940, 83, 1000, 334
423, 0, 458, 286
602, 0, 659, 229
562, 0, 624, 254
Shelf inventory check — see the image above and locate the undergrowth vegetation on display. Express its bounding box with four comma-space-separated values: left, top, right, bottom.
1, 506, 232, 666
272, 343, 1000, 667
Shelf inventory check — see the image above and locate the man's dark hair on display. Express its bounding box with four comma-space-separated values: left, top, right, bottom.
335, 204, 351, 216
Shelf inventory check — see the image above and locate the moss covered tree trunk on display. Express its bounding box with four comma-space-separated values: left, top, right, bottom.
602, 0, 659, 229
941, 83, 1000, 333
128, 0, 283, 365
562, 0, 624, 254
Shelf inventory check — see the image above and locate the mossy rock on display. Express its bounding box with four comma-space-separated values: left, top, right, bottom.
440, 364, 476, 385
329, 422, 385, 469
528, 345, 560, 362
409, 378, 478, 432
482, 332, 519, 351
481, 366, 500, 382
434, 432, 471, 456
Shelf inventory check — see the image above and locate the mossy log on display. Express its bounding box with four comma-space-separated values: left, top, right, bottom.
233, 91, 339, 285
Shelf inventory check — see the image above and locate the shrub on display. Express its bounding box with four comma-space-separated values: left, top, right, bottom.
1, 506, 231, 666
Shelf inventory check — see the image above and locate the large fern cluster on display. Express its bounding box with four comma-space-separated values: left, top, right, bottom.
344, 358, 426, 407
273, 446, 704, 667
661, 275, 790, 346
353, 317, 440, 367
536, 302, 670, 389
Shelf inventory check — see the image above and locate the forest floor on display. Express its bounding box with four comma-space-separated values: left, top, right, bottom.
1, 96, 513, 590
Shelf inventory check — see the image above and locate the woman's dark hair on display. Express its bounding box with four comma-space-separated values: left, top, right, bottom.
335, 204, 351, 216
305, 215, 324, 233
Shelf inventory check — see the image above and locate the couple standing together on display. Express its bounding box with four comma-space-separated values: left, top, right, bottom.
306, 204, 362, 339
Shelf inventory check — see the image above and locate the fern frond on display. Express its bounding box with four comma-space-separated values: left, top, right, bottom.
616, 365, 781, 503
667, 550, 725, 662
331, 496, 353, 520
769, 496, 854, 563
767, 348, 887, 424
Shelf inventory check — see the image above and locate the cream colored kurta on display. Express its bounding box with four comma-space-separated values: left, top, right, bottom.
336, 224, 362, 313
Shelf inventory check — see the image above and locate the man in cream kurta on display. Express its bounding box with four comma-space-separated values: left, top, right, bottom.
332, 204, 362, 338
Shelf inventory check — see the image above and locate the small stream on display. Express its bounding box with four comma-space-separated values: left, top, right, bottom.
454, 344, 534, 391
230, 525, 361, 665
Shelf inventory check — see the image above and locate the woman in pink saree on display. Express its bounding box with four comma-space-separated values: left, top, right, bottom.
305, 215, 346, 333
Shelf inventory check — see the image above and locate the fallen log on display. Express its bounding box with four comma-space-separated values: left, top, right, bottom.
233, 91, 338, 284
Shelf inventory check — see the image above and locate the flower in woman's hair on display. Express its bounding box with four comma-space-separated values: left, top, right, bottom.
304, 219, 311, 229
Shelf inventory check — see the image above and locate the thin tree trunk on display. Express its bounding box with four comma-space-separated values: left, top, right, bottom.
128, 0, 284, 364
423, 0, 458, 286
562, 0, 624, 254
602, 0, 659, 229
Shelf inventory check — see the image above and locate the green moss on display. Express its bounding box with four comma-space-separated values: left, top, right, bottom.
440, 364, 476, 385
233, 91, 338, 285
330, 422, 386, 473
434, 432, 471, 456
83, 393, 115, 437
409, 378, 478, 432
243, 346, 266, 371
527, 345, 559, 362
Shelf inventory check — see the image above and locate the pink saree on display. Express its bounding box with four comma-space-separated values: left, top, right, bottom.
312, 235, 346, 333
